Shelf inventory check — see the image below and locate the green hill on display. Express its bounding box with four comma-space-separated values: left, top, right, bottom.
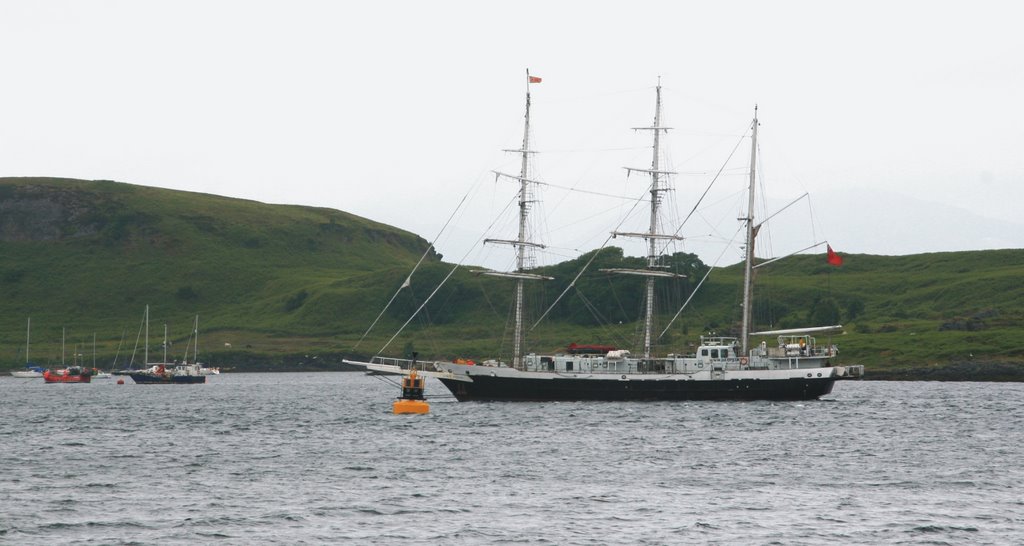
0, 177, 438, 367
2, 177, 1022, 379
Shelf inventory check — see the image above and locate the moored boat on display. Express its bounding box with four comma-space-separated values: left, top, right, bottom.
128, 311, 206, 384
11, 365, 45, 379
346, 74, 863, 401
43, 366, 93, 383
11, 319, 43, 378
129, 363, 206, 384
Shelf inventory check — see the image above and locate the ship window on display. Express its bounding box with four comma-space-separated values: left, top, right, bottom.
711, 349, 719, 358
566, 361, 574, 371
701, 349, 708, 356
548, 360, 555, 371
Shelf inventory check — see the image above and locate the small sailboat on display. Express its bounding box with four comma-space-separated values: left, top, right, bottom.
128, 307, 206, 385
346, 74, 863, 401
10, 366, 44, 379
184, 315, 219, 375
90, 333, 111, 378
10, 318, 44, 378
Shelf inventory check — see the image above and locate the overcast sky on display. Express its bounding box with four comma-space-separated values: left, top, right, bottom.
2, 1, 1021, 269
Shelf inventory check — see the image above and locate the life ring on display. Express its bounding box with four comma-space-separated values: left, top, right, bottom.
739, 357, 748, 366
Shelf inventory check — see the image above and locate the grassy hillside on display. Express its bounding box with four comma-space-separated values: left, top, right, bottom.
0, 177, 437, 366
2, 177, 1022, 379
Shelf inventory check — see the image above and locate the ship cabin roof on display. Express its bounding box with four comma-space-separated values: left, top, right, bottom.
695, 337, 740, 364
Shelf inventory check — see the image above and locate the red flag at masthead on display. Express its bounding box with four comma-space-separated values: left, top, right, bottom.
826, 244, 843, 267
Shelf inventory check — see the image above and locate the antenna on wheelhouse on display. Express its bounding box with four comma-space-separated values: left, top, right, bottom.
475, 69, 553, 370
740, 106, 759, 355
602, 78, 685, 359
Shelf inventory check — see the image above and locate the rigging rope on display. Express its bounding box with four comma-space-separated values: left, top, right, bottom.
375, 192, 520, 357
527, 177, 652, 330
355, 189, 472, 349
658, 224, 744, 340
652, 130, 748, 258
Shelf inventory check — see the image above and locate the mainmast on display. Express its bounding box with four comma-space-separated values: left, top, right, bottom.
604, 80, 684, 359
477, 70, 552, 370
740, 108, 759, 355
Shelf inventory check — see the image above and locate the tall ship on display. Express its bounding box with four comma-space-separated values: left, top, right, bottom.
346, 74, 862, 401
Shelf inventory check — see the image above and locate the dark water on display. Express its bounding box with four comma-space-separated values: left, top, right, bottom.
2, 373, 1022, 545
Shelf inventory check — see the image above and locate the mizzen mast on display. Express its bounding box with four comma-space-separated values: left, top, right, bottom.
603, 79, 685, 359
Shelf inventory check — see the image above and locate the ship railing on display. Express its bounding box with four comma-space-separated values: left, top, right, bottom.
370, 356, 433, 370
764, 345, 836, 358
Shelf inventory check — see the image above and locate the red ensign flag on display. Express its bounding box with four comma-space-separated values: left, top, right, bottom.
528, 75, 542, 83
827, 244, 843, 267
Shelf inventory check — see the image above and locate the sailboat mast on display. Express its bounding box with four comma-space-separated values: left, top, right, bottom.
194, 315, 199, 364
163, 323, 168, 363
26, 317, 30, 364
511, 72, 535, 370
740, 108, 759, 355
145, 305, 149, 365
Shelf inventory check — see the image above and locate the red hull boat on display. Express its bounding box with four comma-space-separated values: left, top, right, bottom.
43, 367, 93, 383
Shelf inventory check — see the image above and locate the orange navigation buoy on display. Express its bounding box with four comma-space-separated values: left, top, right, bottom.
393, 370, 430, 414
117, 379, 125, 385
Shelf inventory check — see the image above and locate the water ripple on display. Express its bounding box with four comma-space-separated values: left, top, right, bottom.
2, 375, 1023, 544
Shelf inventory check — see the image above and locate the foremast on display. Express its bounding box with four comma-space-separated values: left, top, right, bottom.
479, 70, 552, 370
740, 108, 759, 355
603, 80, 684, 359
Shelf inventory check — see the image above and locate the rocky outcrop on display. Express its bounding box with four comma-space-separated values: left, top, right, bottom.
0, 184, 102, 242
